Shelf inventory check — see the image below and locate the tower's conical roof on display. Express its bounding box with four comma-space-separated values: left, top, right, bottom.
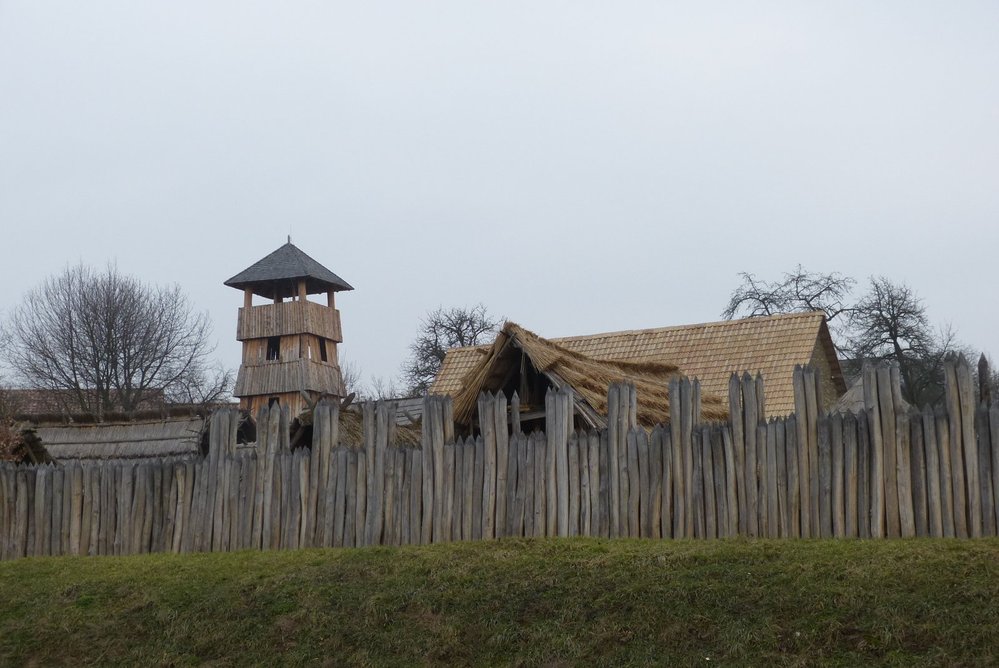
225, 241, 353, 300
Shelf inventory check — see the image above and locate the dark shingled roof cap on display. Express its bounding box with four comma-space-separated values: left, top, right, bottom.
225, 241, 353, 299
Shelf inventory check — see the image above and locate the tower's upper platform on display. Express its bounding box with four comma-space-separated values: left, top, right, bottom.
224, 240, 353, 300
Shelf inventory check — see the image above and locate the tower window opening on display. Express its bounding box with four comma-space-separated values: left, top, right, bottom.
267, 336, 281, 361
319, 338, 328, 362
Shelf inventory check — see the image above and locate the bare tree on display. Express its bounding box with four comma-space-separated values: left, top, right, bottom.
402, 304, 501, 395
722, 265, 855, 324
3, 263, 227, 419
163, 362, 235, 408
366, 375, 404, 400
338, 357, 364, 398
341, 357, 409, 400
723, 268, 983, 406
844, 277, 961, 406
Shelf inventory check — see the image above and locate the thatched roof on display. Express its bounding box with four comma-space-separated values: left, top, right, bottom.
225, 241, 353, 299
450, 322, 728, 428
337, 407, 421, 446
435, 312, 843, 418
294, 403, 422, 446
35, 417, 207, 461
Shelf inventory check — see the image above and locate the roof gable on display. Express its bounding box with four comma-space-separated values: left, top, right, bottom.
225, 242, 353, 299
433, 312, 842, 417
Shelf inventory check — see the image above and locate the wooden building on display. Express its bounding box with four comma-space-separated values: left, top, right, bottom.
440, 322, 729, 431
226, 240, 352, 417
433, 312, 846, 423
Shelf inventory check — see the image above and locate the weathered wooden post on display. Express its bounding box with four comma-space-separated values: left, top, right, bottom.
607, 384, 622, 537
803, 367, 821, 537
626, 428, 641, 537
843, 412, 858, 538
910, 409, 929, 537
649, 425, 664, 539
991, 404, 999, 537
588, 430, 601, 537
792, 366, 809, 537
546, 387, 573, 536
667, 378, 684, 538
363, 401, 388, 545
728, 374, 746, 536
428, 397, 446, 543
504, 401, 520, 538
980, 354, 992, 408
682, 379, 696, 538
921, 406, 943, 537
955, 355, 981, 537
743, 372, 760, 537
420, 395, 434, 544
944, 354, 971, 537
700, 427, 715, 538
324, 402, 342, 548
479, 393, 498, 540
207, 410, 225, 550
862, 363, 885, 539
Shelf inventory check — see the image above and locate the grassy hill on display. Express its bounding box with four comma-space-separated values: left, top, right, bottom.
2, 538, 998, 666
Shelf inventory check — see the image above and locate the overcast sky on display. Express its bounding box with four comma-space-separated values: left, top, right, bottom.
1, 1, 997, 390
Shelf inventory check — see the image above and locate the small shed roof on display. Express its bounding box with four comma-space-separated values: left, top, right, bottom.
225, 241, 353, 299
35, 417, 207, 461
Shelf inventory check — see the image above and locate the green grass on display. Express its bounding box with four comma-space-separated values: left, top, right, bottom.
2, 539, 998, 666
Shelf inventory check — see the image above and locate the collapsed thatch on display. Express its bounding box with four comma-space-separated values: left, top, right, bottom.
0, 421, 52, 464
452, 322, 728, 428
294, 404, 422, 447
338, 408, 422, 446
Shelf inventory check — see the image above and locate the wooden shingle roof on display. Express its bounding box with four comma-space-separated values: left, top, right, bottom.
431, 312, 842, 417
225, 241, 353, 300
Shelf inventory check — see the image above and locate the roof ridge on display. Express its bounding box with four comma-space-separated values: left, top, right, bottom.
444, 312, 825, 353
553, 311, 825, 343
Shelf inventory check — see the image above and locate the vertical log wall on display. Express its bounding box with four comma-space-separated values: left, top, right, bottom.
2, 354, 997, 560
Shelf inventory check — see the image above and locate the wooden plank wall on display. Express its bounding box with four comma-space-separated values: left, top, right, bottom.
3, 354, 998, 560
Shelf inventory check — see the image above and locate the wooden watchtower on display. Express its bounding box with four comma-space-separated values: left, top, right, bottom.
225, 240, 353, 417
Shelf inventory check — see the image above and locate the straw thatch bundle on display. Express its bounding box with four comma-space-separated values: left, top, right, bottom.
295, 404, 422, 447
452, 322, 728, 427
337, 408, 422, 446
0, 420, 51, 464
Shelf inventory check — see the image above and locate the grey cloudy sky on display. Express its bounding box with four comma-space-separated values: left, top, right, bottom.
1, 1, 997, 388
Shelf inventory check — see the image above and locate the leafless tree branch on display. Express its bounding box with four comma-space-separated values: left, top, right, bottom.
402, 303, 501, 395
722, 265, 855, 323
3, 263, 229, 419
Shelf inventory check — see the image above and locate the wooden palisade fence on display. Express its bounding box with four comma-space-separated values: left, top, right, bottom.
3, 354, 999, 559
